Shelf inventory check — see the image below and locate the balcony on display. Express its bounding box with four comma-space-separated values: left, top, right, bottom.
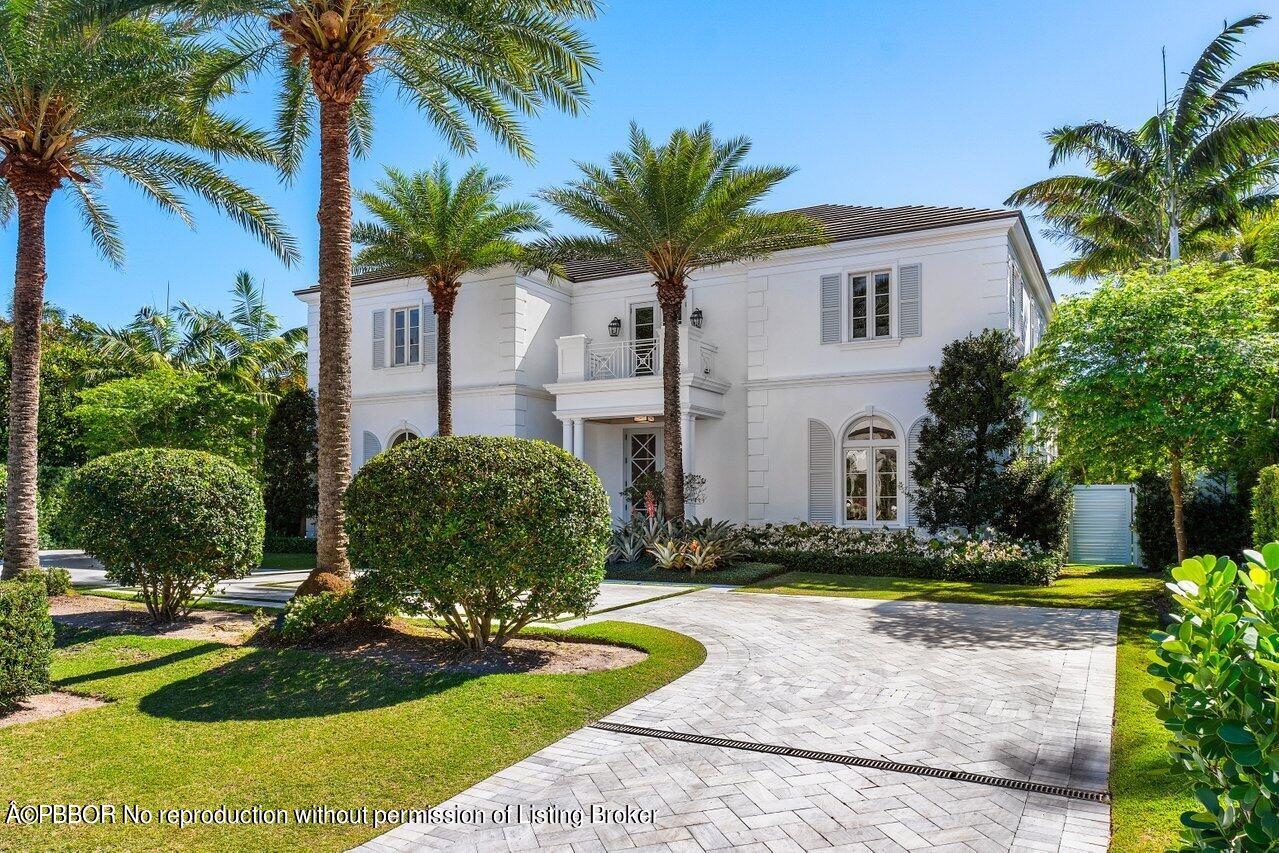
555, 326, 718, 383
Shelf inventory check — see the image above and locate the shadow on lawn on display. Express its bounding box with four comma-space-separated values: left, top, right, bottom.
137, 646, 475, 722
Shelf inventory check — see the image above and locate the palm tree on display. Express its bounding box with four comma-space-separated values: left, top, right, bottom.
1007, 14, 1279, 278
0, 6, 296, 579
353, 163, 547, 435
533, 123, 825, 520
145, 0, 600, 592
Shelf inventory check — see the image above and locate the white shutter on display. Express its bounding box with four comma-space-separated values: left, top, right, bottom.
898, 263, 922, 337
422, 305, 438, 365
807, 419, 836, 523
819, 274, 841, 344
906, 417, 926, 526
361, 430, 382, 466
371, 310, 386, 369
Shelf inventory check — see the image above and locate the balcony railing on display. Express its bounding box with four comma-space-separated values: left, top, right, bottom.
556, 327, 717, 383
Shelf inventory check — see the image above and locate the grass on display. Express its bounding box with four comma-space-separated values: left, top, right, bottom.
0, 619, 705, 852
259, 552, 316, 571
742, 564, 1183, 853
605, 559, 785, 585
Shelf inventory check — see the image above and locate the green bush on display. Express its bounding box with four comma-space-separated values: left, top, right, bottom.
1253, 466, 1279, 547
994, 457, 1073, 553
740, 523, 1062, 585
62, 449, 264, 622
15, 567, 71, 597
1136, 473, 1252, 569
262, 534, 316, 554
1148, 543, 1279, 848
348, 436, 611, 650
37, 466, 76, 549
0, 580, 53, 708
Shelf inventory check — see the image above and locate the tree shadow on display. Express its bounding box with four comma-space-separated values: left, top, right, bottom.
862, 598, 1120, 650
57, 642, 229, 687
138, 646, 478, 722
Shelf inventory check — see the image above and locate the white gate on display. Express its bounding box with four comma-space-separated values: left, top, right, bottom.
1069, 484, 1140, 566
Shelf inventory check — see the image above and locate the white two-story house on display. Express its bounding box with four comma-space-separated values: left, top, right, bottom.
296, 203, 1053, 527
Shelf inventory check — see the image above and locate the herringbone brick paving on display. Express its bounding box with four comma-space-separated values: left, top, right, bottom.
353, 587, 1118, 851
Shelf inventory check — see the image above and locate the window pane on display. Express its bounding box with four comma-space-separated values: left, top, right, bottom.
851, 275, 867, 297
852, 317, 867, 339
408, 309, 420, 363
393, 310, 405, 364
875, 448, 898, 521
875, 314, 890, 337
845, 449, 868, 521
875, 272, 890, 295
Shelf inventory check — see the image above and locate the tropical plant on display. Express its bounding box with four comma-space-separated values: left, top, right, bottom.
1007, 14, 1279, 278
353, 163, 548, 435
1018, 263, 1279, 563
1147, 545, 1279, 849
911, 330, 1027, 535
0, 5, 295, 578
646, 537, 684, 571
129, 0, 601, 592
534, 123, 825, 519
620, 469, 706, 516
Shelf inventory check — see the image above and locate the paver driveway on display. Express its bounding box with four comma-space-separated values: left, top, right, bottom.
356, 587, 1118, 852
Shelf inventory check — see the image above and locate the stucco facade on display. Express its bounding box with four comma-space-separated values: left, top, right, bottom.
296, 204, 1053, 526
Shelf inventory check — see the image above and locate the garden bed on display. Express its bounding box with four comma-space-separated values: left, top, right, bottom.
605, 560, 785, 585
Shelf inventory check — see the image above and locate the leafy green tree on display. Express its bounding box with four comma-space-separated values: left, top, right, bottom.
353, 163, 547, 435
1018, 263, 1279, 563
0, 5, 296, 578
69, 369, 270, 471
910, 330, 1027, 534
1007, 14, 1279, 278
263, 388, 317, 535
142, 0, 601, 590
533, 123, 825, 518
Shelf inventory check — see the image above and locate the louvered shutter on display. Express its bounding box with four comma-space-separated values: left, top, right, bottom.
898, 263, 922, 337
807, 419, 836, 523
819, 274, 841, 344
422, 305, 438, 365
371, 310, 386, 369
906, 417, 926, 526
361, 431, 382, 467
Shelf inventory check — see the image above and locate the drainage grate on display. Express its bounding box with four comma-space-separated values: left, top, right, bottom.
589, 721, 1111, 804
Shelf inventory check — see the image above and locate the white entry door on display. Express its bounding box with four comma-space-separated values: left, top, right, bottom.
625, 430, 661, 512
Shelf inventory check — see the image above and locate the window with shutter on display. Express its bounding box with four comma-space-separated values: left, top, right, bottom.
906, 417, 926, 526
898, 263, 922, 337
361, 431, 382, 467
807, 419, 836, 523
819, 274, 841, 343
371, 310, 386, 369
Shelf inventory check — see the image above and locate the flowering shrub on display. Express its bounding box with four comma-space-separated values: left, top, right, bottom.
739, 523, 1061, 585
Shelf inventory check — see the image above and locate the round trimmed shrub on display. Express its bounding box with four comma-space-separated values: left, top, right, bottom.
347, 436, 611, 651
0, 579, 53, 708
63, 449, 264, 622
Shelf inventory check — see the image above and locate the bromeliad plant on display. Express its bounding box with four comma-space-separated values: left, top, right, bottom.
1148, 544, 1279, 849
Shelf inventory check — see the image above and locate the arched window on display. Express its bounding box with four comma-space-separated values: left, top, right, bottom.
843, 415, 900, 524
388, 429, 420, 449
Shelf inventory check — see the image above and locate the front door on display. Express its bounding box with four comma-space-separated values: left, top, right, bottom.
625, 430, 661, 513
631, 302, 658, 376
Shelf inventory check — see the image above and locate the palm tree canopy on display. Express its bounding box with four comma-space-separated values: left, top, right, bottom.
83, 271, 306, 395
120, 0, 601, 174
532, 122, 826, 286
1007, 14, 1279, 278
352, 162, 547, 288
0, 2, 297, 264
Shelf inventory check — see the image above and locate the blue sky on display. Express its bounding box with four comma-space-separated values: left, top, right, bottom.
7, 0, 1279, 330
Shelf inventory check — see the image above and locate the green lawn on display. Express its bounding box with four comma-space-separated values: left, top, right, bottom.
0, 620, 705, 852
260, 552, 317, 571
605, 559, 784, 585
742, 564, 1183, 853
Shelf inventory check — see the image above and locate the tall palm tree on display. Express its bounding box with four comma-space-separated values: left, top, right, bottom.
534, 123, 825, 520
0, 6, 296, 579
140, 0, 600, 592
1007, 14, 1279, 278
353, 163, 547, 435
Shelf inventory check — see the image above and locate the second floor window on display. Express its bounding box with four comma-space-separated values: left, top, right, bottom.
392, 306, 421, 366
849, 271, 891, 340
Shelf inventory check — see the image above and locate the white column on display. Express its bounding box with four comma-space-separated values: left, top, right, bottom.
561, 418, 574, 454
682, 413, 696, 516
572, 418, 586, 459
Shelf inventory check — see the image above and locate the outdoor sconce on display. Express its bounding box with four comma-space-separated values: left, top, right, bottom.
690, 308, 704, 329
608, 316, 622, 337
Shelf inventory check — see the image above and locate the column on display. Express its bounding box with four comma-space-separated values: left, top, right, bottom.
561, 418, 574, 454
572, 418, 586, 459
682, 413, 696, 516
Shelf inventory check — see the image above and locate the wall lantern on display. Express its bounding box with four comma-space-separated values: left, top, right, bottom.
608, 316, 622, 337
690, 308, 704, 329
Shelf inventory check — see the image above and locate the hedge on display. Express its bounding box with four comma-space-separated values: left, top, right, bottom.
1136, 473, 1252, 569
1253, 466, 1279, 548
0, 579, 53, 708
263, 534, 316, 554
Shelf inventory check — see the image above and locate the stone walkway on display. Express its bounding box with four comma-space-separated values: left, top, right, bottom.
354, 587, 1118, 852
